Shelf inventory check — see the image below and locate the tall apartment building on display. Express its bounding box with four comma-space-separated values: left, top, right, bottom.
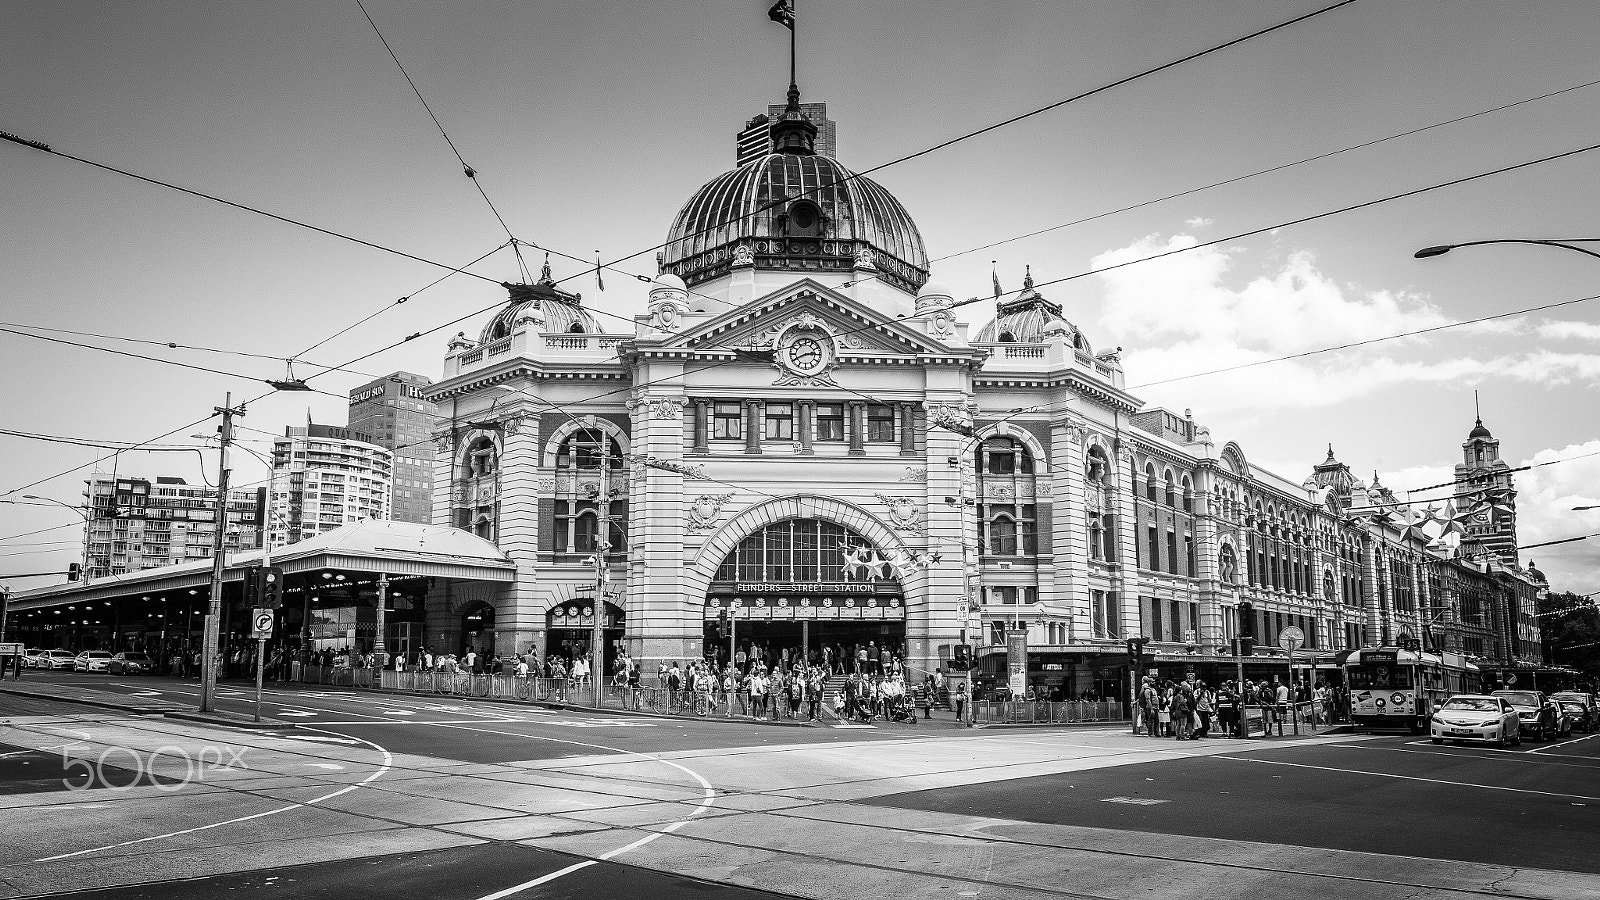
346, 371, 437, 524
736, 101, 835, 166
268, 424, 393, 548
81, 474, 262, 578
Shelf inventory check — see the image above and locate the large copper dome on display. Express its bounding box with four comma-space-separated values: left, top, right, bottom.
661, 134, 929, 294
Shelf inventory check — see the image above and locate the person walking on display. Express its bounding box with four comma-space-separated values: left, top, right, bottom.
953, 680, 969, 725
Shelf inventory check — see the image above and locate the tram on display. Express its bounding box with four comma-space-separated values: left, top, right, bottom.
1343, 647, 1480, 733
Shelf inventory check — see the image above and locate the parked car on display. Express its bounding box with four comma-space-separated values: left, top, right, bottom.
22, 648, 49, 669
1492, 690, 1562, 741
1551, 692, 1598, 733
1430, 694, 1521, 747
42, 649, 77, 670
72, 651, 113, 673
108, 652, 155, 675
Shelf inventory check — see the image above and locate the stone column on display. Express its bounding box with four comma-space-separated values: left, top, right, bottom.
847, 402, 866, 456
744, 400, 762, 455
1359, 534, 1382, 646
797, 400, 814, 454
692, 400, 710, 454
898, 403, 917, 455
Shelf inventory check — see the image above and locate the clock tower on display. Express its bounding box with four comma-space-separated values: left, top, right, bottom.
1452, 414, 1519, 567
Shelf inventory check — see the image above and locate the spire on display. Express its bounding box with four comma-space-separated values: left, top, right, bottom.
770, 82, 817, 154
539, 252, 553, 284
1326, 443, 1335, 461
1023, 265, 1034, 291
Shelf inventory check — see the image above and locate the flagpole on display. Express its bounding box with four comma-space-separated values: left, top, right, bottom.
790, 0, 797, 87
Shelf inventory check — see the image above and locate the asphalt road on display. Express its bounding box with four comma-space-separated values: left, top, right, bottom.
62, 843, 791, 899
6, 671, 1597, 900
867, 729, 1600, 875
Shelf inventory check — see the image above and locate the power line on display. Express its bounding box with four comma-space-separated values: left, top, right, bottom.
0, 327, 349, 399
0, 427, 210, 453
853, 74, 1600, 284
354, 0, 519, 246
0, 321, 387, 381
0, 130, 504, 284
574, 1, 1362, 283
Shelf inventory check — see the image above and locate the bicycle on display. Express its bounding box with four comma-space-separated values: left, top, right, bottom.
693, 691, 712, 717
642, 689, 665, 715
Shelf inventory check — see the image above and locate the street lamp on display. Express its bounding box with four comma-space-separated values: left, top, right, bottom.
1414, 239, 1600, 262
23, 494, 91, 582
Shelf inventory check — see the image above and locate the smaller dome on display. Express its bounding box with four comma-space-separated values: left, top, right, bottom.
652, 273, 687, 291
481, 281, 601, 344
1469, 417, 1493, 440
915, 277, 954, 312
1041, 315, 1070, 338
1526, 560, 1547, 584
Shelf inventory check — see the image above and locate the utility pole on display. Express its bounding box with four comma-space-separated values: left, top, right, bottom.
590, 436, 612, 708
199, 394, 244, 714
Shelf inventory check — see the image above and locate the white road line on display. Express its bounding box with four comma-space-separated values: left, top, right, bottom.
33, 726, 394, 863
1215, 754, 1600, 801
435, 721, 717, 900
1527, 730, 1600, 754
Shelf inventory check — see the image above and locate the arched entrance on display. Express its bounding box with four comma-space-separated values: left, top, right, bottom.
705, 517, 906, 674
461, 602, 495, 661
545, 599, 624, 674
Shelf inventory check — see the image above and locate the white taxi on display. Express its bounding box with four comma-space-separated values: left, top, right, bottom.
1430, 694, 1520, 747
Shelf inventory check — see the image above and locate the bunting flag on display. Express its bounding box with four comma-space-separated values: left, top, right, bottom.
594, 250, 605, 291
767, 0, 794, 29
992, 261, 1002, 299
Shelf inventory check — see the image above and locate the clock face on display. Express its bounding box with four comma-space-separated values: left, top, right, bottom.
787, 337, 824, 371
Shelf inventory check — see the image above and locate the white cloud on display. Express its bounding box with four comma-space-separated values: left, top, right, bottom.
1536, 320, 1600, 342
1184, 216, 1213, 228
1094, 233, 1600, 410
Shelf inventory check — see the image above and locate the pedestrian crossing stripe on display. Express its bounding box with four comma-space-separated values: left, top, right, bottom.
1101, 796, 1169, 805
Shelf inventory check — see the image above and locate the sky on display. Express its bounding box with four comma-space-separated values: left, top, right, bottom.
2, 0, 1598, 592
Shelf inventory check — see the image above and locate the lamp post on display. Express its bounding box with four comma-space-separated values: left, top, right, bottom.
1414, 239, 1600, 262
23, 495, 91, 582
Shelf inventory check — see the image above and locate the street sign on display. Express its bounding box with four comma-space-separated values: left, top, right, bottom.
0, 642, 21, 655
250, 608, 274, 639
1278, 626, 1304, 651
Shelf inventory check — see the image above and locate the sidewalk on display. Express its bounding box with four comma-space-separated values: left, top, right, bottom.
0, 679, 285, 729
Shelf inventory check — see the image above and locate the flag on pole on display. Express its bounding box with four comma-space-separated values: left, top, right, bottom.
768, 0, 794, 29
594, 251, 605, 291
992, 261, 1002, 299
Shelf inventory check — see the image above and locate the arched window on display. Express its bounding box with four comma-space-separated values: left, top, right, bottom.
1181, 476, 1194, 513
1144, 463, 1158, 502
977, 436, 1034, 475
568, 321, 586, 334
1163, 470, 1177, 507
555, 429, 624, 472
466, 437, 497, 477
988, 515, 1018, 556
1219, 544, 1238, 584
998, 331, 1016, 343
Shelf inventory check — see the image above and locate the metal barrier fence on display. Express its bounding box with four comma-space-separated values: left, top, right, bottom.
972, 700, 1125, 725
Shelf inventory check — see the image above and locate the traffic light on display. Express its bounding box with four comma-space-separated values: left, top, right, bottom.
1236, 601, 1255, 638
715, 606, 728, 640
259, 566, 284, 609
1235, 636, 1255, 657
1125, 636, 1150, 665
242, 566, 261, 604
67, 562, 80, 581
952, 644, 974, 671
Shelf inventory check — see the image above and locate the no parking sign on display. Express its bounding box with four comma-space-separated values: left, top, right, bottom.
250, 608, 274, 639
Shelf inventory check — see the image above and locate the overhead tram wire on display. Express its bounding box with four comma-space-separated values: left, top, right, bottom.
0, 130, 504, 286
843, 74, 1600, 289
355, 0, 518, 244
561, 0, 1363, 285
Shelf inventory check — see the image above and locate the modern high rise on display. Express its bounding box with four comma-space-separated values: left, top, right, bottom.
269, 424, 393, 548
81, 474, 263, 579
346, 371, 437, 524
736, 101, 835, 166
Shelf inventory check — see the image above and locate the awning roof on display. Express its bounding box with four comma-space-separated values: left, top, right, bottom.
11, 520, 517, 610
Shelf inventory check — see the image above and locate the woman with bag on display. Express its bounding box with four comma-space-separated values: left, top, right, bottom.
1194, 683, 1214, 738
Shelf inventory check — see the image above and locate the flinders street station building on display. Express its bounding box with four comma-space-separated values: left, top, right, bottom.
8, 87, 1549, 696
420, 87, 1547, 694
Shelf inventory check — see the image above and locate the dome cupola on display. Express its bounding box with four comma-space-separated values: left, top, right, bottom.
480, 260, 600, 343
661, 85, 928, 295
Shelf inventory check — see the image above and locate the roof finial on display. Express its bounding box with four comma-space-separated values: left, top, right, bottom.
1023, 265, 1034, 291
1474, 389, 1481, 427
1326, 443, 1335, 461
539, 252, 552, 284
770, 80, 817, 154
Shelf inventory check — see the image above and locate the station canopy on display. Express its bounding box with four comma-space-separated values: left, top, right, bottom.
10, 520, 516, 613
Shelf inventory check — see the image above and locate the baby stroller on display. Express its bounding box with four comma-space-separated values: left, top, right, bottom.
886, 697, 919, 724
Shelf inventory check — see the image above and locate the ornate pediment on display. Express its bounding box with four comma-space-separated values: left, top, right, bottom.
668, 281, 958, 358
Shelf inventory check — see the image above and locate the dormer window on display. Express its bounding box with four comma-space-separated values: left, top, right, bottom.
786, 199, 824, 237
998, 332, 1015, 343
568, 322, 585, 333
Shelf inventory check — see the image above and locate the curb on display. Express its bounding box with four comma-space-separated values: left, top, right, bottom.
0, 682, 286, 730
